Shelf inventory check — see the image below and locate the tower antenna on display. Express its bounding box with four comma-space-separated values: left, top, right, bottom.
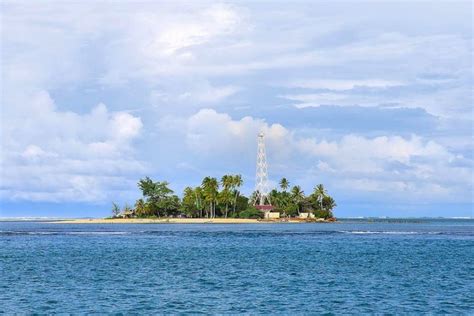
254, 132, 271, 208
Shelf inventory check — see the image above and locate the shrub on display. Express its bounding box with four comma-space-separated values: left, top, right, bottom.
313, 209, 332, 219
239, 207, 263, 219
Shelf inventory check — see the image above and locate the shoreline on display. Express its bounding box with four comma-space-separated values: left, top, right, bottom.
49, 218, 334, 224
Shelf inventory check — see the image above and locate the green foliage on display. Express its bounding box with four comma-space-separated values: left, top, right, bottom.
181, 187, 196, 217
313, 209, 332, 219
279, 178, 289, 191
235, 195, 249, 213
137, 177, 178, 217
322, 196, 337, 213
310, 184, 327, 211
216, 174, 244, 218
202, 176, 219, 218
307, 185, 336, 218
285, 203, 299, 217
159, 195, 181, 216
300, 197, 313, 213
291, 185, 304, 214
219, 175, 233, 218
121, 176, 336, 219
134, 199, 145, 217
180, 186, 206, 218
239, 207, 264, 219
138, 177, 174, 200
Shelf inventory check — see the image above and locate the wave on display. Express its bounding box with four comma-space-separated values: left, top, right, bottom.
339, 231, 434, 235
0, 231, 131, 236
64, 231, 131, 235
338, 230, 474, 236
1, 230, 472, 237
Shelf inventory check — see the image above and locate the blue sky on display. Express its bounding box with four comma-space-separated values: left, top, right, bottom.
1, 1, 473, 218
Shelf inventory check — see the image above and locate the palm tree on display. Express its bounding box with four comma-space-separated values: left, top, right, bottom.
322, 196, 336, 213
279, 178, 289, 191
220, 175, 233, 218
221, 175, 232, 189
231, 174, 243, 215
269, 189, 279, 208
194, 187, 204, 218
290, 185, 305, 215
135, 198, 146, 217
313, 184, 327, 210
202, 177, 212, 218
202, 177, 219, 218
182, 187, 196, 217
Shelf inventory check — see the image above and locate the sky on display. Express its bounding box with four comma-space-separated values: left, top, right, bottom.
1, 1, 473, 218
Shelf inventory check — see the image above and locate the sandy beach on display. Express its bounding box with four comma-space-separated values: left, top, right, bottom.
51, 218, 331, 224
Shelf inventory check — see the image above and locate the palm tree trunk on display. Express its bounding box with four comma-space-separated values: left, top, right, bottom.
234, 191, 239, 213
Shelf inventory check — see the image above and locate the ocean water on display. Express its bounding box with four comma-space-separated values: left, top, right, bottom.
1, 219, 473, 314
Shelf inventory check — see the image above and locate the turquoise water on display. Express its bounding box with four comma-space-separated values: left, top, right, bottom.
1, 219, 473, 313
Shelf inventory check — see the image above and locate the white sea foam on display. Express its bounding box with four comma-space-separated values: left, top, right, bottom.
340, 231, 421, 235
64, 231, 130, 235
0, 231, 131, 235
0, 217, 67, 221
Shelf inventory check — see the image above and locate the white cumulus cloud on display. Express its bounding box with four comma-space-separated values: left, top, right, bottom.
158, 109, 472, 203
1, 91, 145, 202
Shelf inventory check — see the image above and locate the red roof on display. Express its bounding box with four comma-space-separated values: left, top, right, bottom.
255, 205, 273, 210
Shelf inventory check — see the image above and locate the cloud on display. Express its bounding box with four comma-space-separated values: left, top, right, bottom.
182, 85, 240, 103
150, 81, 240, 108
97, 3, 249, 84
155, 3, 242, 55
297, 134, 454, 176
281, 93, 350, 108
3, 2, 471, 118
286, 79, 404, 91
280, 84, 472, 119
1, 1, 472, 215
176, 109, 290, 159
158, 109, 472, 203
1, 91, 145, 202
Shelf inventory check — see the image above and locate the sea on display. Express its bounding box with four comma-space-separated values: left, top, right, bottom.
1, 218, 473, 314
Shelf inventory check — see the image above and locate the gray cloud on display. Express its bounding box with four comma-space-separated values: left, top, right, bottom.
1, 1, 472, 216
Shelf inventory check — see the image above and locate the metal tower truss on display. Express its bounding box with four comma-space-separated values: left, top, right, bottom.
255, 132, 271, 207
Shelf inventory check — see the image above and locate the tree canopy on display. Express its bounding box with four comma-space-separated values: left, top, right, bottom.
111, 175, 336, 219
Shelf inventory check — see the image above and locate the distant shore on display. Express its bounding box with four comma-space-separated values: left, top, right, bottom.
50, 218, 334, 224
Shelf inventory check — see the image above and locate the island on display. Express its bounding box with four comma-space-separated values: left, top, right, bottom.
60, 175, 337, 224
